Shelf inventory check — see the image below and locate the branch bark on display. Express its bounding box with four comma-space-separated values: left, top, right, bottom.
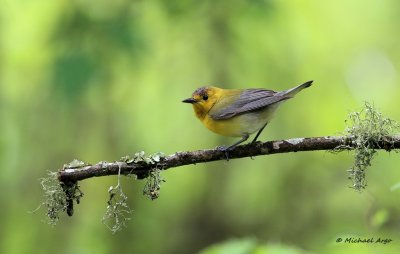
58, 136, 400, 183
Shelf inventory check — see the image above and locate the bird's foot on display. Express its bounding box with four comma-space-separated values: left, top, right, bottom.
216, 145, 231, 161
216, 145, 227, 150
249, 141, 261, 159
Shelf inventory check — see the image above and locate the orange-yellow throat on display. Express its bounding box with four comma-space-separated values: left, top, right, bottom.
182, 81, 313, 149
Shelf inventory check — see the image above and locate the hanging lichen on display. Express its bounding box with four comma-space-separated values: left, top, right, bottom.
337, 102, 399, 191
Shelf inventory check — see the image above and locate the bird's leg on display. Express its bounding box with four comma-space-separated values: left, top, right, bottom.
251, 123, 268, 143
217, 134, 250, 161
226, 133, 250, 150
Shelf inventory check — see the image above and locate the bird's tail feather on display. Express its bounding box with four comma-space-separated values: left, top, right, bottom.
279, 80, 313, 97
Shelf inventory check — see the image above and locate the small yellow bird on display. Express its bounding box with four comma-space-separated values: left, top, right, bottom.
182, 81, 313, 154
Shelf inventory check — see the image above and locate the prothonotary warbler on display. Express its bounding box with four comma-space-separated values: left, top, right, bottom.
182, 80, 313, 157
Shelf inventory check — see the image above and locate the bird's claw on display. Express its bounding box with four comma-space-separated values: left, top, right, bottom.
216, 145, 231, 161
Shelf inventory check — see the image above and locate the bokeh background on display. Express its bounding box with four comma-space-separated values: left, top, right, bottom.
1, 0, 400, 253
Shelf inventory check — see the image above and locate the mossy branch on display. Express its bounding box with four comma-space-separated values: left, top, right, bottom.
58, 136, 400, 184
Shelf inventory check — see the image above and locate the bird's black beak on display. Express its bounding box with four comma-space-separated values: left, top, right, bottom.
182, 98, 197, 104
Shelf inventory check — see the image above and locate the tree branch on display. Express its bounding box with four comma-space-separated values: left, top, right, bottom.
58, 136, 400, 183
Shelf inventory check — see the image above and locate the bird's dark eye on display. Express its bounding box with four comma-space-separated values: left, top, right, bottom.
203, 95, 208, 101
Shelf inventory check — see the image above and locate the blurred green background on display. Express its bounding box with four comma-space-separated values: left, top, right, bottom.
1, 0, 400, 253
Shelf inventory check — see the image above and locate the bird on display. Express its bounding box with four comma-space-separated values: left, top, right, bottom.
182, 80, 313, 158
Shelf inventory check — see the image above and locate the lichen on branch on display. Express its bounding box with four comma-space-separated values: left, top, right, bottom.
336, 102, 400, 191
102, 163, 132, 234
38, 171, 83, 225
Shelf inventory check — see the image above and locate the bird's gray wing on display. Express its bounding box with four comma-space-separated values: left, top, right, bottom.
210, 89, 290, 120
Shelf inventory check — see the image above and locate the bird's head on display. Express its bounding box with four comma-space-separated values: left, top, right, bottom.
182, 86, 222, 119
